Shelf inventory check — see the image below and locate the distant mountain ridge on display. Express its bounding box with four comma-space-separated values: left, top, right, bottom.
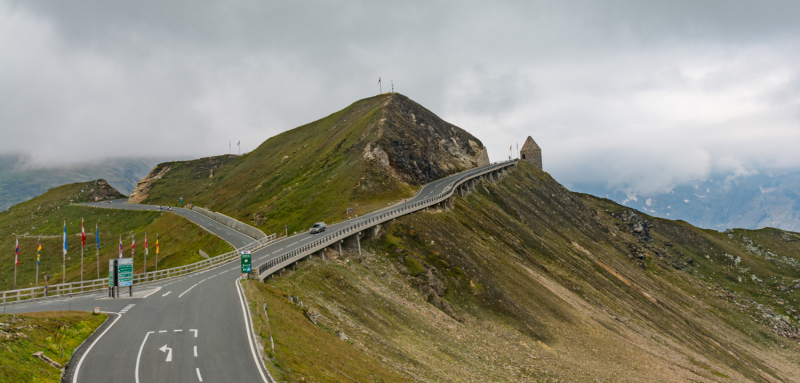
0, 154, 165, 211
570, 167, 800, 232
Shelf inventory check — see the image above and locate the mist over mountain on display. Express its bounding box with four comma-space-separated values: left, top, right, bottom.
0, 154, 167, 211
570, 167, 800, 232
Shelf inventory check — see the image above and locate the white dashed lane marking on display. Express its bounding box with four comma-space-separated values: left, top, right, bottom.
120, 304, 135, 314
179, 284, 198, 298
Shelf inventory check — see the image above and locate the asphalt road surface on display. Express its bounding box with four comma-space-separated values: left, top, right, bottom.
2, 161, 513, 382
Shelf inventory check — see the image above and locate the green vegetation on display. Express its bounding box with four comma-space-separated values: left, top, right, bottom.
246, 161, 800, 381
0, 311, 108, 382
0, 180, 233, 290
144, 94, 418, 236
242, 281, 406, 382
142, 93, 487, 238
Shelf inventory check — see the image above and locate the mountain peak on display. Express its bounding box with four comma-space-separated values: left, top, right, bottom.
130, 93, 490, 233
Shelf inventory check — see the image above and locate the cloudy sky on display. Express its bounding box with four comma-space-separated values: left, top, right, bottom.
2, 1, 799, 193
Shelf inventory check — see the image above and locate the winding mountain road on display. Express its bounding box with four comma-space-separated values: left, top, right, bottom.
2, 161, 515, 382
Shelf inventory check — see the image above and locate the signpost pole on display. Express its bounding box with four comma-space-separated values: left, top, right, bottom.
241, 251, 252, 278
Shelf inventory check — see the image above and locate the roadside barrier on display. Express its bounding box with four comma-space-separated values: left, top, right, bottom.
0, 234, 277, 304
255, 160, 518, 280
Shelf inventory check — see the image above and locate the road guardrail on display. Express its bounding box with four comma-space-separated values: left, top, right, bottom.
0, 234, 277, 304
255, 160, 517, 280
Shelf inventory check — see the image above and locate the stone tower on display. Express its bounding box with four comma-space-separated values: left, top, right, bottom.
519, 136, 542, 170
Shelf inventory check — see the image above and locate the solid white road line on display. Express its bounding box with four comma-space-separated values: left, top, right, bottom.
196, 368, 203, 382
135, 331, 154, 383
72, 313, 122, 383
141, 287, 162, 298
235, 277, 270, 383
159, 330, 167, 333
194, 345, 198, 357
179, 284, 198, 298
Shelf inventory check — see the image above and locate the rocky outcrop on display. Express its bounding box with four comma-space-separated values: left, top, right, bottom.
362, 94, 490, 185
128, 164, 171, 204
86, 179, 126, 202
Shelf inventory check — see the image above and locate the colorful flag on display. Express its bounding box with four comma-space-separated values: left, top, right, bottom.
237, 141, 240, 146
63, 221, 68, 256
132, 234, 135, 257
37, 238, 41, 265
15, 238, 19, 266
96, 223, 100, 249
156, 234, 159, 256
145, 233, 148, 256
378, 77, 381, 84
81, 218, 86, 246
119, 235, 123, 258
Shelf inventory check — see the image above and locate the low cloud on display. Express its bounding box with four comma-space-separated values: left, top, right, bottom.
1, 1, 799, 194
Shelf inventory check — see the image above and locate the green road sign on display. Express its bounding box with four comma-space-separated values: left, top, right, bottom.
179, 197, 183, 205
109, 260, 116, 287
118, 258, 133, 287
241, 251, 251, 274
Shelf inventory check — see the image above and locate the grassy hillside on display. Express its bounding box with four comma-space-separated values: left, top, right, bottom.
0, 311, 108, 383
0, 180, 233, 291
245, 161, 800, 382
138, 93, 487, 236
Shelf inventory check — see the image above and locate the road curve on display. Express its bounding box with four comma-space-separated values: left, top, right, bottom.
4, 161, 515, 382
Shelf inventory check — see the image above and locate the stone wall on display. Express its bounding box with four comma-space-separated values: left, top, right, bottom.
192, 206, 267, 240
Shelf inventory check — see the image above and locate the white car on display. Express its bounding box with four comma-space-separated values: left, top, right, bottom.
310, 222, 327, 234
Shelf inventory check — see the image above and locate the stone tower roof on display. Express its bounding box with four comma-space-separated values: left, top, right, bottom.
521, 136, 540, 152
519, 136, 542, 170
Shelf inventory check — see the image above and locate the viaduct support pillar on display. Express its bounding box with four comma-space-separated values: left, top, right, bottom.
344, 233, 362, 255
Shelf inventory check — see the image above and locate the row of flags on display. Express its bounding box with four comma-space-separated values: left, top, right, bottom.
16, 220, 160, 265
15, 237, 43, 266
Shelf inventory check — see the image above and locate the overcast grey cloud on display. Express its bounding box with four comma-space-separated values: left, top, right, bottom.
1, 0, 799, 194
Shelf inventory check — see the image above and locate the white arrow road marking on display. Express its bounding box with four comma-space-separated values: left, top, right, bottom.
162, 291, 171, 297
159, 344, 173, 362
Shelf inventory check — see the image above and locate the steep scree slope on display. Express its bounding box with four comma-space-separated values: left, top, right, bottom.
246, 161, 800, 382
134, 93, 488, 235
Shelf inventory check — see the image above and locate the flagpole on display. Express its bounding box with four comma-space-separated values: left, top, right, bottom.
14, 236, 18, 290
63, 221, 66, 284
81, 219, 84, 283
36, 237, 40, 287
96, 223, 100, 279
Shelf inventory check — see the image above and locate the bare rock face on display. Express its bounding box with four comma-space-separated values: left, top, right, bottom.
128, 164, 171, 204
362, 94, 490, 185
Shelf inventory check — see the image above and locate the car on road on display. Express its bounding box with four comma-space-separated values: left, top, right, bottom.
310, 222, 326, 234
